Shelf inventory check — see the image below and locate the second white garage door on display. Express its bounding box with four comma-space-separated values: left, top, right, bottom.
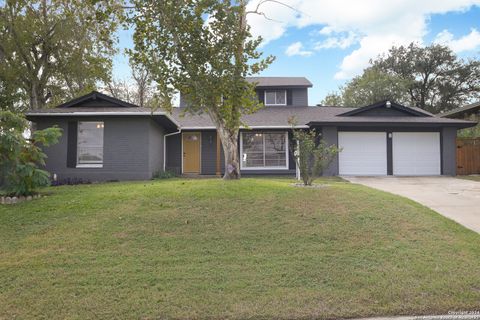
338, 132, 387, 175
392, 132, 441, 175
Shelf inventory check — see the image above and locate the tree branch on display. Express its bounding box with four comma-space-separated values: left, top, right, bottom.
246, 0, 306, 21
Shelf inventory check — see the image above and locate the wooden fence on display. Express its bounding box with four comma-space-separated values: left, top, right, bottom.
457, 138, 480, 175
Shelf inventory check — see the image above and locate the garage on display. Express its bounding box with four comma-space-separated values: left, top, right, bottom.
338, 132, 387, 175
311, 101, 475, 177
392, 132, 441, 175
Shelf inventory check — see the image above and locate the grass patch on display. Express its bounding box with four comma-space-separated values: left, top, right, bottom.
457, 175, 480, 182
0, 178, 479, 319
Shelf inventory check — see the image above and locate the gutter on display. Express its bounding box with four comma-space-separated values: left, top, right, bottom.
26, 111, 181, 129
181, 125, 309, 130
163, 129, 182, 171
307, 121, 477, 129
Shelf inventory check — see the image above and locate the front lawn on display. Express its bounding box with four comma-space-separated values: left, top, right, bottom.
1, 178, 479, 319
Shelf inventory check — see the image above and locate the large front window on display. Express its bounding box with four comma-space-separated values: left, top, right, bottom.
241, 132, 288, 169
77, 121, 104, 167
264, 90, 287, 106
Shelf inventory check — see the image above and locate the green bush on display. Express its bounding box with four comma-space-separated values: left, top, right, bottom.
152, 170, 177, 180
290, 117, 340, 186
0, 111, 62, 196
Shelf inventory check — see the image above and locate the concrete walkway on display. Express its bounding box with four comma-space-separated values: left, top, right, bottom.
345, 177, 480, 234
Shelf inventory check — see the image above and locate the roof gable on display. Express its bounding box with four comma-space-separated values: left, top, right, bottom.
56, 91, 139, 109
338, 100, 433, 117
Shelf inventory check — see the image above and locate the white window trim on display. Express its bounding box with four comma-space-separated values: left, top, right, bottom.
76, 121, 104, 168
76, 163, 103, 168
240, 131, 289, 170
264, 90, 287, 106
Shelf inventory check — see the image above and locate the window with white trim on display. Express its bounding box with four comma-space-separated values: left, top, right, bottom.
241, 132, 288, 169
77, 121, 104, 167
264, 90, 287, 106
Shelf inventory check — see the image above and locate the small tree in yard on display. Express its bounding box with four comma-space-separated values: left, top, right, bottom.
290, 119, 339, 186
0, 111, 62, 196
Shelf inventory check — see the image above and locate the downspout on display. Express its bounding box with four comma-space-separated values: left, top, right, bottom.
163, 129, 182, 172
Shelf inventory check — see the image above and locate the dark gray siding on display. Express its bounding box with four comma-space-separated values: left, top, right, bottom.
321, 126, 339, 176
441, 127, 457, 175
148, 120, 165, 175
201, 131, 218, 174
167, 129, 296, 175
256, 88, 309, 106
183, 87, 309, 108
35, 117, 163, 182
165, 133, 182, 174
291, 88, 308, 106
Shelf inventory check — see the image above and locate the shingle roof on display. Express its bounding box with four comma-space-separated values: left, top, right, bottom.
246, 77, 313, 88
172, 106, 475, 129
440, 101, 480, 118
25, 90, 476, 129
171, 106, 344, 128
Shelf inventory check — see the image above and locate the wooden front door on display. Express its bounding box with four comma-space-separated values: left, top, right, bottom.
183, 132, 201, 173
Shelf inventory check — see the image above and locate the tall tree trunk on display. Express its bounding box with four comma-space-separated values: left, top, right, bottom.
217, 125, 241, 180
207, 108, 241, 180
216, 0, 247, 180
29, 83, 42, 110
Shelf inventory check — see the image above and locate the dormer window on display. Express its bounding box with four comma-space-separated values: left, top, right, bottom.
264, 90, 287, 106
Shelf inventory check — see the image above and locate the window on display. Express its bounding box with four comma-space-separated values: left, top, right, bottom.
264, 90, 287, 106
241, 132, 288, 169
77, 121, 104, 167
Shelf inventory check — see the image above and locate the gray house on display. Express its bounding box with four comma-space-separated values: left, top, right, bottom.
26, 77, 476, 182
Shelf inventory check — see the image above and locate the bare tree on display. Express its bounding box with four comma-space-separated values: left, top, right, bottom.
131, 64, 152, 108
103, 63, 156, 108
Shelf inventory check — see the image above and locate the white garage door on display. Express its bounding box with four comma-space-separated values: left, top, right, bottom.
393, 132, 441, 176
338, 132, 387, 175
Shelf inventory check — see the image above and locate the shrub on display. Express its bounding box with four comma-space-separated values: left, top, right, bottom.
290, 117, 340, 186
0, 111, 62, 196
152, 170, 177, 179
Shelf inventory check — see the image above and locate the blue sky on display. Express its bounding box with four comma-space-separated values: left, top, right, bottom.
113, 1, 480, 105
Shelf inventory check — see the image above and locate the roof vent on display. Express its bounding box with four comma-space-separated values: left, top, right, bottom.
386, 101, 391, 108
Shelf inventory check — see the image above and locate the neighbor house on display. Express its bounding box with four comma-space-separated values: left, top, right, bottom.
26, 77, 476, 182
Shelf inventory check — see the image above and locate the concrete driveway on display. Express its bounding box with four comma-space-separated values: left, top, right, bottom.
345, 176, 480, 234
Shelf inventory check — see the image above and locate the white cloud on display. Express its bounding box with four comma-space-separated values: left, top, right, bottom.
318, 26, 334, 35
434, 28, 480, 53
315, 31, 358, 50
246, 0, 480, 79
285, 41, 313, 56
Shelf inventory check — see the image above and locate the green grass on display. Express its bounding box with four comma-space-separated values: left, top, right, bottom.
0, 178, 479, 319
457, 175, 480, 182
